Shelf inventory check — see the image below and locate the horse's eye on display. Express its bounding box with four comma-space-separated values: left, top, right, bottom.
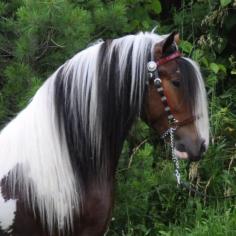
172, 80, 181, 88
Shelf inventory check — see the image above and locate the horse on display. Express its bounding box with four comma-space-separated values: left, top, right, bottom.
0, 31, 209, 236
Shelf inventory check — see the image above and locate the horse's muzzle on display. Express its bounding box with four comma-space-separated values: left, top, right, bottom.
175, 139, 206, 162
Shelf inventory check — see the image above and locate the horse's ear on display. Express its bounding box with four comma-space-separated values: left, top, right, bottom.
174, 33, 180, 45
162, 31, 179, 54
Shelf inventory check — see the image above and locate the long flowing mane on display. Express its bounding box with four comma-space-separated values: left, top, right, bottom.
0, 32, 209, 233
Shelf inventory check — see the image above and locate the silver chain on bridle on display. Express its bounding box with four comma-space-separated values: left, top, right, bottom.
164, 127, 181, 185
147, 60, 181, 185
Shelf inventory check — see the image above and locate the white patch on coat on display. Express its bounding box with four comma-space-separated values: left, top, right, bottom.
0, 186, 16, 232
0, 78, 79, 234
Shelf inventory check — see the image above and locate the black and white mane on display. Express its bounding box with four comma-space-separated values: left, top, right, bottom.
0, 32, 209, 233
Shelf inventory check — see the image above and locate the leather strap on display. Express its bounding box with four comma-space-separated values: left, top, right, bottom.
156, 51, 182, 66
153, 76, 195, 133
147, 50, 195, 135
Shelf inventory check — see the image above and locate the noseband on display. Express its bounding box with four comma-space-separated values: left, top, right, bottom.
147, 50, 195, 185
147, 51, 195, 138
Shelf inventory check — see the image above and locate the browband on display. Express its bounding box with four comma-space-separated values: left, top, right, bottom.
156, 51, 182, 66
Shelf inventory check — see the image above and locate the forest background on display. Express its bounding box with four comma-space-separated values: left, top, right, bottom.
0, 0, 236, 235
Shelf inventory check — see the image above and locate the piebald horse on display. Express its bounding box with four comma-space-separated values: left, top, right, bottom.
0, 31, 209, 236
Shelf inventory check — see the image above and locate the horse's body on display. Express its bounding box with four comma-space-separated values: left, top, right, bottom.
0, 32, 209, 236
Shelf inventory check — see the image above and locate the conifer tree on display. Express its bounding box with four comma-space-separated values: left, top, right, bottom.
0, 0, 159, 123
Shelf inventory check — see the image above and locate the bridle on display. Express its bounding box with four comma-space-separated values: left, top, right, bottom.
145, 51, 236, 199
147, 50, 195, 185
147, 50, 195, 138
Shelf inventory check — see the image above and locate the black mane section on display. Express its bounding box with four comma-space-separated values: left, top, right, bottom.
96, 40, 135, 173
54, 65, 93, 188
177, 57, 199, 113
53, 40, 139, 188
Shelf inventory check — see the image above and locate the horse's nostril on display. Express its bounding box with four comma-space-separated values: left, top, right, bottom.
200, 141, 206, 154
177, 143, 186, 152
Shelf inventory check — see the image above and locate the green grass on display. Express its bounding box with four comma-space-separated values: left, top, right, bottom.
168, 207, 236, 236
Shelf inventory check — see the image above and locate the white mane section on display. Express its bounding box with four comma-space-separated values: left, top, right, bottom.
0, 76, 79, 233
0, 186, 16, 233
62, 43, 103, 161
184, 58, 210, 147
100, 33, 167, 109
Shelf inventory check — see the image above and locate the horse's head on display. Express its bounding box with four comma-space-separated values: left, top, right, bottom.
144, 32, 209, 162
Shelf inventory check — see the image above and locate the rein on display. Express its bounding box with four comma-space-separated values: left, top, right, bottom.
147, 52, 236, 199
180, 181, 236, 199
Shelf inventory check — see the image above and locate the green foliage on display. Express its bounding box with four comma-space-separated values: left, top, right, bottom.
1, 0, 236, 235
220, 0, 232, 7
0, 0, 160, 121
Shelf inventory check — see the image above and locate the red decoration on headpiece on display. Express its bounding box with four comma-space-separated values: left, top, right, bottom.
156, 51, 182, 66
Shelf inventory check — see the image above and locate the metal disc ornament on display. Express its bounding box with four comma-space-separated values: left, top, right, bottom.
147, 61, 157, 72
